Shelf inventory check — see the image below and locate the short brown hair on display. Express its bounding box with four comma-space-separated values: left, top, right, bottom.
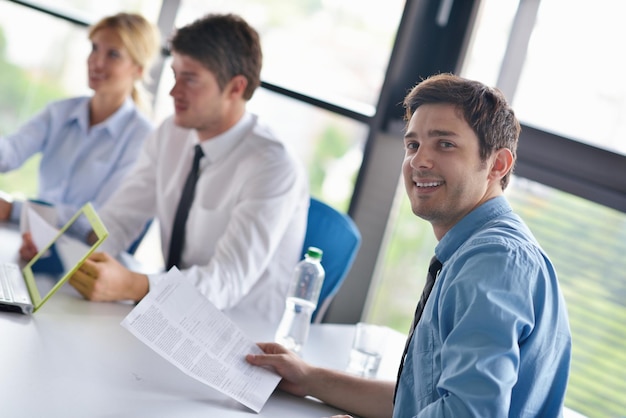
170, 13, 262, 100
404, 73, 521, 189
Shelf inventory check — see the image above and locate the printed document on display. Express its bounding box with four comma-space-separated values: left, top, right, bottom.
121, 269, 281, 413
23, 204, 58, 250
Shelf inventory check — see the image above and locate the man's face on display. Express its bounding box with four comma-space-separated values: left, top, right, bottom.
169, 52, 229, 139
402, 103, 502, 239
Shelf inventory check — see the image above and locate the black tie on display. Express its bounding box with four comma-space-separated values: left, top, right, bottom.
166, 144, 204, 270
393, 256, 442, 403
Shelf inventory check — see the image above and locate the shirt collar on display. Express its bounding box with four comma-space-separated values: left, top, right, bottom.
194, 112, 256, 165
435, 196, 512, 263
69, 97, 137, 137
67, 97, 90, 131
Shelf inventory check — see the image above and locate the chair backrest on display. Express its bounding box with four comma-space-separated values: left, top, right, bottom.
126, 218, 154, 255
302, 198, 361, 323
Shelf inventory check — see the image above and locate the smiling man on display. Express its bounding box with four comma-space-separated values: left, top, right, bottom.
246, 74, 572, 417
68, 13, 309, 324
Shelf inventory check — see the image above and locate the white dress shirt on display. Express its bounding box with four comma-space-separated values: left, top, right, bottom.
99, 112, 309, 323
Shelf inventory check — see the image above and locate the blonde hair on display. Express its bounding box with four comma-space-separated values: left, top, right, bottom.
89, 12, 161, 114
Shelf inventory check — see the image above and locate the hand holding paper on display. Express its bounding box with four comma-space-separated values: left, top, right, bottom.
121, 268, 281, 413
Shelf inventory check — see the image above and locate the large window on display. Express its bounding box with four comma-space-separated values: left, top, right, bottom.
0, 2, 88, 197
248, 89, 368, 211
18, 0, 162, 22
463, 0, 626, 156
0, 2, 89, 132
513, 0, 626, 155
175, 0, 403, 111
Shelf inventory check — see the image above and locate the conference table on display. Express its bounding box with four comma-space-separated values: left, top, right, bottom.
0, 222, 405, 418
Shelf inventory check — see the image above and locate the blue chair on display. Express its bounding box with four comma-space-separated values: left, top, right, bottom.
302, 198, 361, 323
126, 218, 154, 255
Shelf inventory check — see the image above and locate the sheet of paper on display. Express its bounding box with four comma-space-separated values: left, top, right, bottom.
24, 205, 59, 250
121, 269, 281, 413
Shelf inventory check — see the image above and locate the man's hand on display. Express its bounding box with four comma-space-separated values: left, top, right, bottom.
247, 342, 394, 418
246, 342, 315, 398
19, 232, 38, 261
69, 252, 149, 302
0, 198, 13, 221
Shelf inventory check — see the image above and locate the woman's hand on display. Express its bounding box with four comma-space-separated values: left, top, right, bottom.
19, 232, 38, 261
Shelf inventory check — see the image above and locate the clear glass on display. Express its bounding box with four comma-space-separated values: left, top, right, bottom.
463, 0, 626, 156
175, 0, 405, 111
25, 0, 162, 23
461, 0, 519, 87
514, 0, 626, 155
0, 3, 91, 131
366, 175, 626, 417
346, 322, 387, 378
0, 2, 93, 198
249, 89, 368, 211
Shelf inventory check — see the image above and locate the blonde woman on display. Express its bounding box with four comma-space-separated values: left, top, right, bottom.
0, 12, 160, 238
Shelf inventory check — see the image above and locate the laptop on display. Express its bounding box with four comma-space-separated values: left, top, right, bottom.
0, 202, 108, 314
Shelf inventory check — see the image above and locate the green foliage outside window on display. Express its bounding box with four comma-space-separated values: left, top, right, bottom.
308, 124, 358, 213
0, 26, 67, 198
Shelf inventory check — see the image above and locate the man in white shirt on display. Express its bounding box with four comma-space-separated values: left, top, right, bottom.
65, 13, 309, 323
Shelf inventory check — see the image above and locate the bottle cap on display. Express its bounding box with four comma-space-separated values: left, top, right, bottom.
306, 247, 323, 260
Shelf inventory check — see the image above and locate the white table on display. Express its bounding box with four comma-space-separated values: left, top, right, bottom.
0, 223, 405, 418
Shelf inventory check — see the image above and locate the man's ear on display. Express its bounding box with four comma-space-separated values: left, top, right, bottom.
226, 75, 248, 98
489, 148, 515, 181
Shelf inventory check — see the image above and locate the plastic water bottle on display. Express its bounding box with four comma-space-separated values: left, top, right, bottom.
275, 247, 325, 353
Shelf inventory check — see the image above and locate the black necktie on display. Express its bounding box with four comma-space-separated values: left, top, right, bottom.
393, 256, 443, 403
166, 144, 204, 270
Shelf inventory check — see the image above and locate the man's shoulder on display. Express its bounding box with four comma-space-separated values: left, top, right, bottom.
463, 212, 537, 255
248, 119, 283, 145
237, 124, 305, 183
451, 212, 552, 283
245, 120, 297, 160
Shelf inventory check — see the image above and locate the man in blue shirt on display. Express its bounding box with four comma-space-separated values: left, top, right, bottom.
246, 73, 572, 417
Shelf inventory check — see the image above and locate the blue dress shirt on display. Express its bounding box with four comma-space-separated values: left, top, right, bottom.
0, 96, 153, 236
394, 196, 572, 417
